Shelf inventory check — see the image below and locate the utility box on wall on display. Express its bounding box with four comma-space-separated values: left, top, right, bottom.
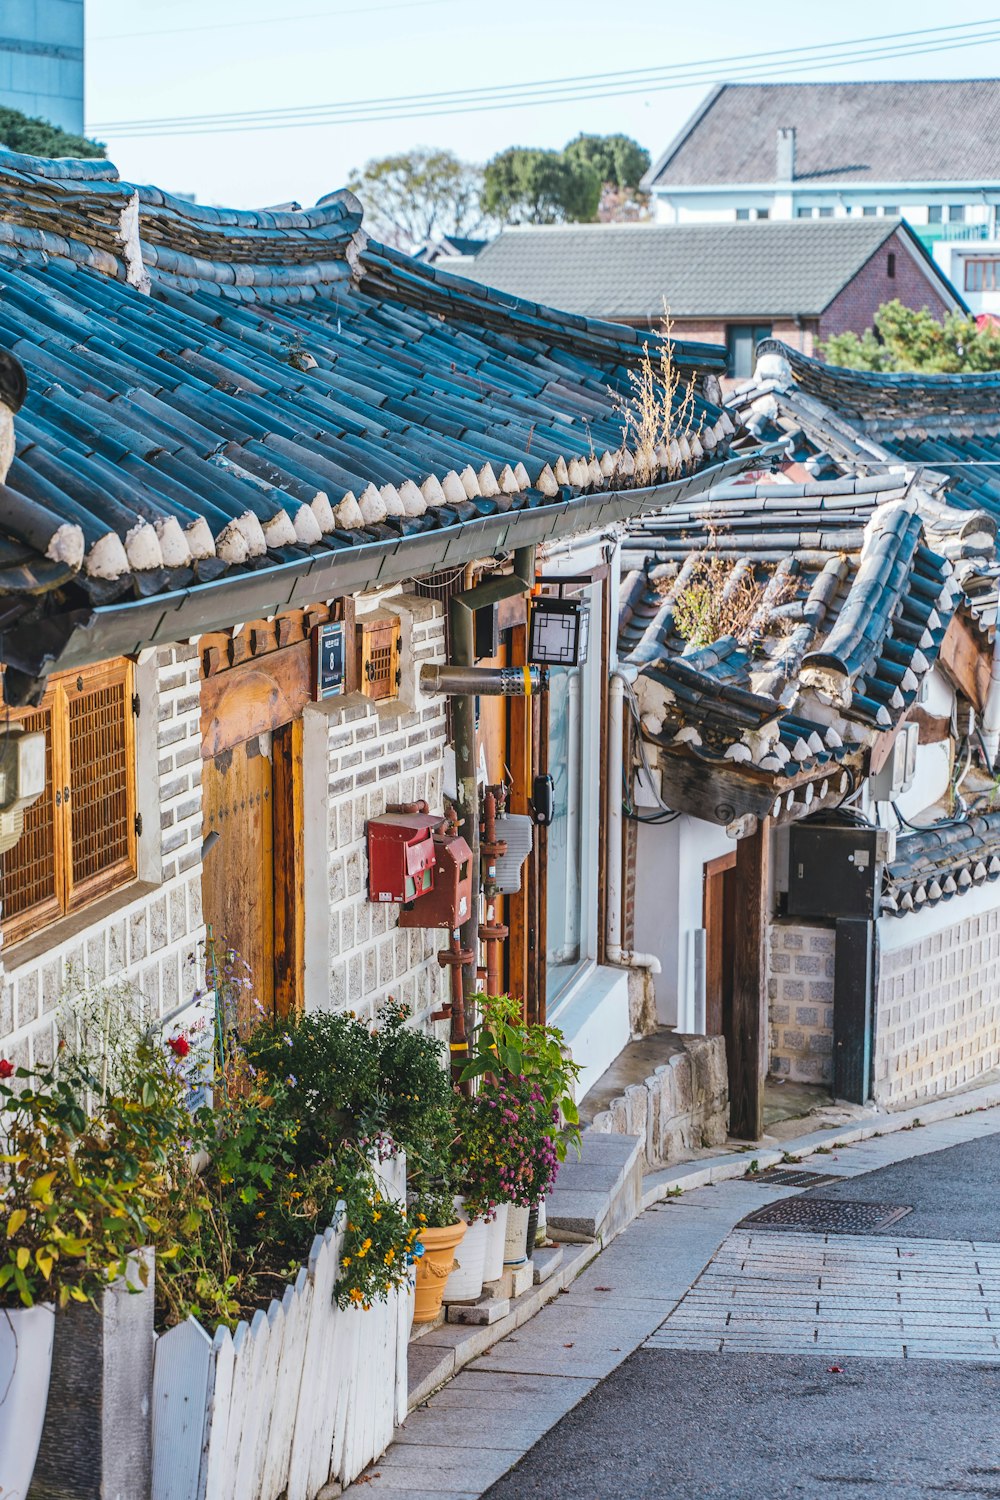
787, 824, 890, 921
367, 813, 437, 903
399, 830, 473, 929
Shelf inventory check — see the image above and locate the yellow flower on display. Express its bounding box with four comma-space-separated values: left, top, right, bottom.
417, 1213, 427, 1223
361, 1238, 372, 1252
342, 1255, 352, 1267
349, 1287, 364, 1303
384, 1249, 395, 1265
373, 1211, 382, 1222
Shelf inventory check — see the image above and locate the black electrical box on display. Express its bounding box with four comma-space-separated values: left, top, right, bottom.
787, 824, 886, 920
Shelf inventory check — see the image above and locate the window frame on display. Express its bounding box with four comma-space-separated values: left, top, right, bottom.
1, 659, 138, 946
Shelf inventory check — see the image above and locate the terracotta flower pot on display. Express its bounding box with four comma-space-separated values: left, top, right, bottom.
0, 1303, 54, 1500
413, 1221, 466, 1324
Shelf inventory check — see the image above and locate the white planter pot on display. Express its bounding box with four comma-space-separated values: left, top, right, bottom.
443, 1201, 487, 1303
0, 1303, 54, 1500
502, 1204, 530, 1267
482, 1203, 509, 1283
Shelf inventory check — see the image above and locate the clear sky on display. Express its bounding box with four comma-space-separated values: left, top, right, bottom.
84, 0, 1000, 209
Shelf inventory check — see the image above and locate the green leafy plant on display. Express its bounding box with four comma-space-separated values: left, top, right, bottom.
462, 994, 581, 1161
0, 1045, 190, 1310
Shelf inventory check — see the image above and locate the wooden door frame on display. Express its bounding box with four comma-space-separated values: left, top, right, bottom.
702, 850, 737, 1041
272, 718, 305, 1020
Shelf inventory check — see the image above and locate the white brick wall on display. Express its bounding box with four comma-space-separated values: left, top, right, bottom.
768, 921, 836, 1084
0, 645, 206, 1068
314, 593, 450, 1027
875, 906, 1000, 1106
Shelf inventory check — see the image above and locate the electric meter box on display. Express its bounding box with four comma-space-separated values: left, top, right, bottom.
399, 830, 473, 929
367, 813, 438, 903
870, 720, 919, 802
787, 824, 891, 921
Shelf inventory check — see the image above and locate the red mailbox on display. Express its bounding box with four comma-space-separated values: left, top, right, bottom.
399, 830, 473, 929
367, 813, 438, 903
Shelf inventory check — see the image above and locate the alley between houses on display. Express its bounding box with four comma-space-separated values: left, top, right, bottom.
346, 1105, 1000, 1499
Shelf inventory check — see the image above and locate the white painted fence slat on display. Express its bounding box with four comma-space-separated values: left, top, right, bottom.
219, 1319, 250, 1500
249, 1297, 286, 1500
151, 1319, 213, 1500
259, 1280, 301, 1500
233, 1308, 270, 1500
285, 1232, 329, 1500
200, 1325, 236, 1500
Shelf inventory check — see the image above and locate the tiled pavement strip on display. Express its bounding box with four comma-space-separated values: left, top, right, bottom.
342, 1105, 1000, 1498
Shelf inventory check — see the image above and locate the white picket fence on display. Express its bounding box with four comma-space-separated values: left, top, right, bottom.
150, 1154, 413, 1500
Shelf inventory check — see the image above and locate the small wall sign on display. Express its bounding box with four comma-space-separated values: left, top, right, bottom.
312, 621, 346, 699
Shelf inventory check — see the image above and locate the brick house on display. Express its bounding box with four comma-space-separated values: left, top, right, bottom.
0, 148, 757, 1108
453, 218, 964, 378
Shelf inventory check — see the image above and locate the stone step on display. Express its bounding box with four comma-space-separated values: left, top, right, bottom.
546, 1128, 644, 1242
532, 1245, 564, 1285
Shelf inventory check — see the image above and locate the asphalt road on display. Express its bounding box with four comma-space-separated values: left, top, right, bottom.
483, 1131, 1000, 1500
795, 1129, 1000, 1242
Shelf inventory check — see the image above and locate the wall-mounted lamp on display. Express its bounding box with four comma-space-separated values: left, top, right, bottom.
527, 596, 589, 667
202, 830, 221, 860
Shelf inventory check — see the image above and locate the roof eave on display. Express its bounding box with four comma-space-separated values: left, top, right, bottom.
1, 448, 770, 701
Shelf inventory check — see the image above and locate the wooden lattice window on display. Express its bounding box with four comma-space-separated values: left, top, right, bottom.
357, 616, 401, 702
0, 660, 138, 945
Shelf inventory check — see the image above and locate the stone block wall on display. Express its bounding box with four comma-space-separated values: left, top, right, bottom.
589, 1034, 729, 1166
0, 645, 206, 1067
318, 594, 450, 1027
875, 907, 1000, 1107
768, 921, 836, 1084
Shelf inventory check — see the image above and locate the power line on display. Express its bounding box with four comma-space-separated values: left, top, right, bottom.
91, 15, 998, 125
88, 18, 1000, 138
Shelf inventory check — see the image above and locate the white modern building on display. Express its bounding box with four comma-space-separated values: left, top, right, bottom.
644, 82, 1000, 251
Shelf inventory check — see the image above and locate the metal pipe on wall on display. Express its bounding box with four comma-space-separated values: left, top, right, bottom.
606, 669, 662, 975
449, 546, 536, 1052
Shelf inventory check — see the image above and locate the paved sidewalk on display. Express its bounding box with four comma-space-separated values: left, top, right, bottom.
342, 1104, 1000, 1498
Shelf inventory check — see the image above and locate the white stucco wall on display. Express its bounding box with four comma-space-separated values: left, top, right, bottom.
633, 812, 735, 1030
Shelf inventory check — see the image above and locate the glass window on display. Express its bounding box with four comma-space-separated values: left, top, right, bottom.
928, 206, 943, 224
887, 252, 896, 278
818, 206, 834, 218
545, 584, 600, 1009
796, 206, 812, 218
883, 206, 899, 216
735, 208, 751, 221
725, 324, 773, 380
862, 206, 877, 217
756, 208, 769, 220
949, 204, 967, 223
964, 258, 1000, 292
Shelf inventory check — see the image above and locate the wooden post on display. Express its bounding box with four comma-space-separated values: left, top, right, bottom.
729, 818, 770, 1141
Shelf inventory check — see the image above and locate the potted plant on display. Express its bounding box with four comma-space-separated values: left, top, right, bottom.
409, 1179, 466, 1325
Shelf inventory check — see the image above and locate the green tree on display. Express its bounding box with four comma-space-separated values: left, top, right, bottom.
563, 132, 650, 191
482, 145, 601, 225
347, 148, 484, 249
0, 106, 104, 159
823, 299, 1000, 373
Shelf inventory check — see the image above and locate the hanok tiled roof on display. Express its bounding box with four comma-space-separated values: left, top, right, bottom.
884, 813, 1000, 915
746, 340, 1000, 520
453, 219, 959, 323
0, 150, 754, 691
735, 341, 1000, 644
644, 80, 1000, 190
619, 475, 959, 793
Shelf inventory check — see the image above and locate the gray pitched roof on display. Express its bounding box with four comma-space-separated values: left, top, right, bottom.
458, 219, 957, 321
646, 80, 1000, 189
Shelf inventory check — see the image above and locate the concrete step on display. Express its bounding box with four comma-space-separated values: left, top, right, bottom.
546, 1128, 643, 1242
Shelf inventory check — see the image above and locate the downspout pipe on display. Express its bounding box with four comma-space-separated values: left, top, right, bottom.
450, 546, 536, 1044
606, 668, 662, 975
981, 619, 1000, 767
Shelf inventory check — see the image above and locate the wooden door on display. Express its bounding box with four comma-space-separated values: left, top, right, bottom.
202, 735, 275, 1028
703, 852, 737, 1039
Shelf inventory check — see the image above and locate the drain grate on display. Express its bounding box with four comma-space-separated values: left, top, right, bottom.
751, 1168, 833, 1188
738, 1197, 913, 1234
